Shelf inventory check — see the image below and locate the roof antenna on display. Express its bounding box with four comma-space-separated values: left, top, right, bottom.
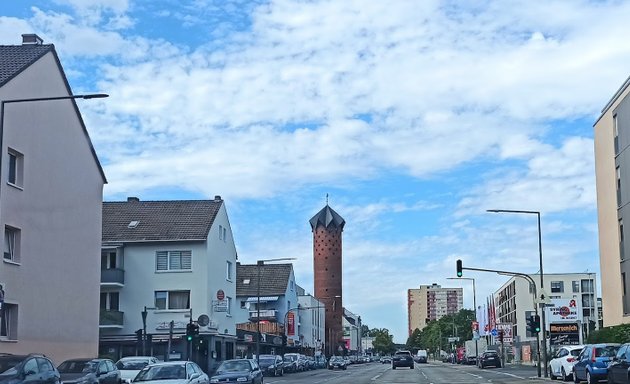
326, 193, 329, 205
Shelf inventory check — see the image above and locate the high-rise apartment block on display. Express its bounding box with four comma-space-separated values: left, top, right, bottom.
407, 283, 463, 335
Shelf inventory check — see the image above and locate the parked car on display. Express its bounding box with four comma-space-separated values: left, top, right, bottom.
327, 356, 347, 370
256, 355, 283, 377
134, 361, 208, 384
548, 345, 583, 381
392, 350, 414, 369
58, 358, 120, 384
573, 343, 620, 384
477, 351, 501, 369
380, 357, 392, 364
608, 343, 630, 384
0, 353, 60, 384
282, 354, 298, 373
210, 359, 262, 384
115, 357, 159, 384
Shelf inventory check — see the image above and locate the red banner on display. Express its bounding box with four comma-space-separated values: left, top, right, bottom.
287, 312, 295, 336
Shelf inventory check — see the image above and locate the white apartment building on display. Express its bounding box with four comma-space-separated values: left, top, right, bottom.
297, 293, 325, 355
99, 196, 237, 374
343, 308, 361, 354
0, 34, 106, 363
494, 273, 598, 347
407, 283, 463, 335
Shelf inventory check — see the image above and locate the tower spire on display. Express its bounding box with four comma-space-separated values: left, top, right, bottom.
326, 193, 329, 205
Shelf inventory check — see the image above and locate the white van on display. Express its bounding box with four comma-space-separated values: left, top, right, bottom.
416, 349, 428, 363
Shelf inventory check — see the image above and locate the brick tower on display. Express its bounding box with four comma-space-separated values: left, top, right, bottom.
310, 203, 345, 357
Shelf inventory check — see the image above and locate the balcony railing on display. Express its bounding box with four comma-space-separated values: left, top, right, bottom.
101, 268, 125, 285
100, 310, 124, 326
249, 309, 278, 321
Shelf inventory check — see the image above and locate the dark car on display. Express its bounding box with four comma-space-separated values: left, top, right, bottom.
282, 355, 297, 373
478, 351, 501, 369
392, 351, 414, 369
573, 343, 620, 383
327, 357, 346, 370
58, 359, 120, 384
0, 353, 60, 384
608, 343, 630, 384
257, 355, 283, 377
209, 359, 262, 384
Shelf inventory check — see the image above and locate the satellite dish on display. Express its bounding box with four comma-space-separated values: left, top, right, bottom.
197, 314, 210, 327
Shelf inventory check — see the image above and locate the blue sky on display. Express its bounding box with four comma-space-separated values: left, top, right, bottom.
3, 0, 630, 343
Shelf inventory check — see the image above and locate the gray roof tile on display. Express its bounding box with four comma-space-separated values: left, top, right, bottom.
309, 205, 345, 230
102, 199, 222, 242
0, 44, 54, 87
236, 264, 293, 297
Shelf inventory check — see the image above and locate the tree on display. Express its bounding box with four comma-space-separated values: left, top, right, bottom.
372, 328, 396, 355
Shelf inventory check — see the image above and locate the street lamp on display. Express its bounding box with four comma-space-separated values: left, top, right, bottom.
487, 209, 548, 377
255, 257, 296, 365
0, 93, 109, 201
447, 277, 477, 360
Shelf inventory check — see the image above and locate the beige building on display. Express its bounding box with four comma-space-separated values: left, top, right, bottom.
594, 75, 630, 327
0, 34, 106, 362
407, 283, 463, 336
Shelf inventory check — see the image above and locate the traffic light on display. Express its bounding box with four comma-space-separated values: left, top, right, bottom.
135, 329, 143, 343
498, 330, 504, 343
186, 322, 194, 341
456, 259, 463, 277
532, 314, 541, 333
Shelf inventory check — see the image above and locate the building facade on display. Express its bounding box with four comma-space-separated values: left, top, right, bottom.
342, 308, 361, 355
493, 273, 598, 345
594, 75, 630, 326
407, 283, 463, 335
0, 34, 106, 363
98, 196, 237, 374
297, 293, 325, 355
310, 204, 345, 357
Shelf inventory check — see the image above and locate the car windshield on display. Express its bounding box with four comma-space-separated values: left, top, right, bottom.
571, 349, 583, 357
258, 358, 275, 364
0, 357, 23, 376
116, 361, 149, 370
58, 361, 97, 374
284, 356, 296, 362
134, 365, 186, 381
595, 346, 619, 357
217, 361, 251, 373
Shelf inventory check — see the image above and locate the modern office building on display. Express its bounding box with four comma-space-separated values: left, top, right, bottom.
594, 75, 630, 326
407, 283, 463, 335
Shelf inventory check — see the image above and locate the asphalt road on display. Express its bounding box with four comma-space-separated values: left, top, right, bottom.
263, 361, 547, 384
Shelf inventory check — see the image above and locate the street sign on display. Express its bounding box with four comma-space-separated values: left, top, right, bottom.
197, 314, 210, 326
448, 337, 459, 343
537, 288, 552, 304
214, 300, 228, 312
217, 290, 225, 301
491, 329, 498, 337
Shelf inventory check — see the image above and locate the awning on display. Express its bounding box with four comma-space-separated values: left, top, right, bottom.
245, 296, 279, 303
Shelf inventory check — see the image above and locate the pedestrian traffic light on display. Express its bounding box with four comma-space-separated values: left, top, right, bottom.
498, 330, 504, 343
456, 259, 463, 277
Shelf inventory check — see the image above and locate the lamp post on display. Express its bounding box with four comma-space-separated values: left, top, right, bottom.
0, 93, 109, 201
447, 277, 477, 361
255, 258, 296, 365
487, 209, 548, 377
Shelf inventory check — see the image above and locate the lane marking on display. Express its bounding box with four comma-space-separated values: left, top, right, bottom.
370, 373, 382, 381
421, 371, 428, 379
488, 371, 526, 380
464, 371, 483, 379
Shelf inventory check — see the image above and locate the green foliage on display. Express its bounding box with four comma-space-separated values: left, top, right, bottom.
406, 309, 476, 352
587, 323, 630, 344
372, 328, 396, 354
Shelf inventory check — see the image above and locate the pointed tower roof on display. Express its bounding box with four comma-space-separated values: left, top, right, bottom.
309, 204, 345, 230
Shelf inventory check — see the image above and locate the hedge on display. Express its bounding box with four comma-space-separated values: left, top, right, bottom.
587, 323, 630, 344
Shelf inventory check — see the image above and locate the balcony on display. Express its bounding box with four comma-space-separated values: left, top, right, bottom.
100, 310, 124, 328
249, 309, 278, 321
101, 268, 125, 286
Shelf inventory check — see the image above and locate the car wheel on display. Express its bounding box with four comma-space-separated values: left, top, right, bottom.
607, 371, 614, 384
411, 365, 414, 369
392, 365, 396, 370
562, 367, 570, 382
586, 371, 598, 384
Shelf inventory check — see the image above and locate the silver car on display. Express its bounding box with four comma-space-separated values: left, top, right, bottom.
133, 362, 208, 384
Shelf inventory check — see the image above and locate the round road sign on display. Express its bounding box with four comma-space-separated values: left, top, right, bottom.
217, 290, 225, 301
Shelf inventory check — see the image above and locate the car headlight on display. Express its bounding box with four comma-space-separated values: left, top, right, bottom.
269, 365, 275, 369
210, 379, 219, 383
236, 378, 248, 382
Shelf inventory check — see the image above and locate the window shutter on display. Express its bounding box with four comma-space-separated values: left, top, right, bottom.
169, 251, 182, 270
182, 251, 192, 269
156, 251, 168, 270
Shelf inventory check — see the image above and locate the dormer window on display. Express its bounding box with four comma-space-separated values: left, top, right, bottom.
128, 221, 139, 228
243, 279, 250, 284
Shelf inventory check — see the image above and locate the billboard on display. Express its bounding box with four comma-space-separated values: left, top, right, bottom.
287, 312, 295, 336
550, 323, 580, 346
546, 299, 582, 323
496, 323, 513, 343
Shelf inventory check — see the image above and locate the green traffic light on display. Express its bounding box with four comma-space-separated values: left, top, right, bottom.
187, 336, 193, 341
457, 271, 462, 277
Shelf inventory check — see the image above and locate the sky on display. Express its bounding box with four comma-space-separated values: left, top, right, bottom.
2, 0, 629, 343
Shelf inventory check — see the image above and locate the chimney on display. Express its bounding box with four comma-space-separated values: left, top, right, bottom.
22, 34, 43, 45
127, 197, 140, 202
214, 195, 222, 201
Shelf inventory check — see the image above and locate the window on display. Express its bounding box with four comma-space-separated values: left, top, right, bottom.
219, 225, 223, 240
240, 300, 247, 309
226, 297, 232, 315
7, 149, 23, 187
100, 292, 120, 310
215, 341, 223, 361
0, 303, 17, 339
290, 281, 294, 291
223, 227, 227, 242
226, 261, 233, 281
621, 218, 625, 243
581, 279, 594, 293
551, 281, 564, 293
623, 273, 627, 297
615, 114, 620, 153
4, 226, 20, 262
155, 290, 190, 310
156, 251, 192, 271
101, 251, 118, 269
572, 281, 580, 293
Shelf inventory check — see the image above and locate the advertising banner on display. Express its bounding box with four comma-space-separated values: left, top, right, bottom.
496, 323, 513, 343
287, 312, 295, 336
550, 323, 580, 346
546, 299, 582, 323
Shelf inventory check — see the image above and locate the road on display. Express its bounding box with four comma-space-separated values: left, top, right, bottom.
263, 361, 545, 384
